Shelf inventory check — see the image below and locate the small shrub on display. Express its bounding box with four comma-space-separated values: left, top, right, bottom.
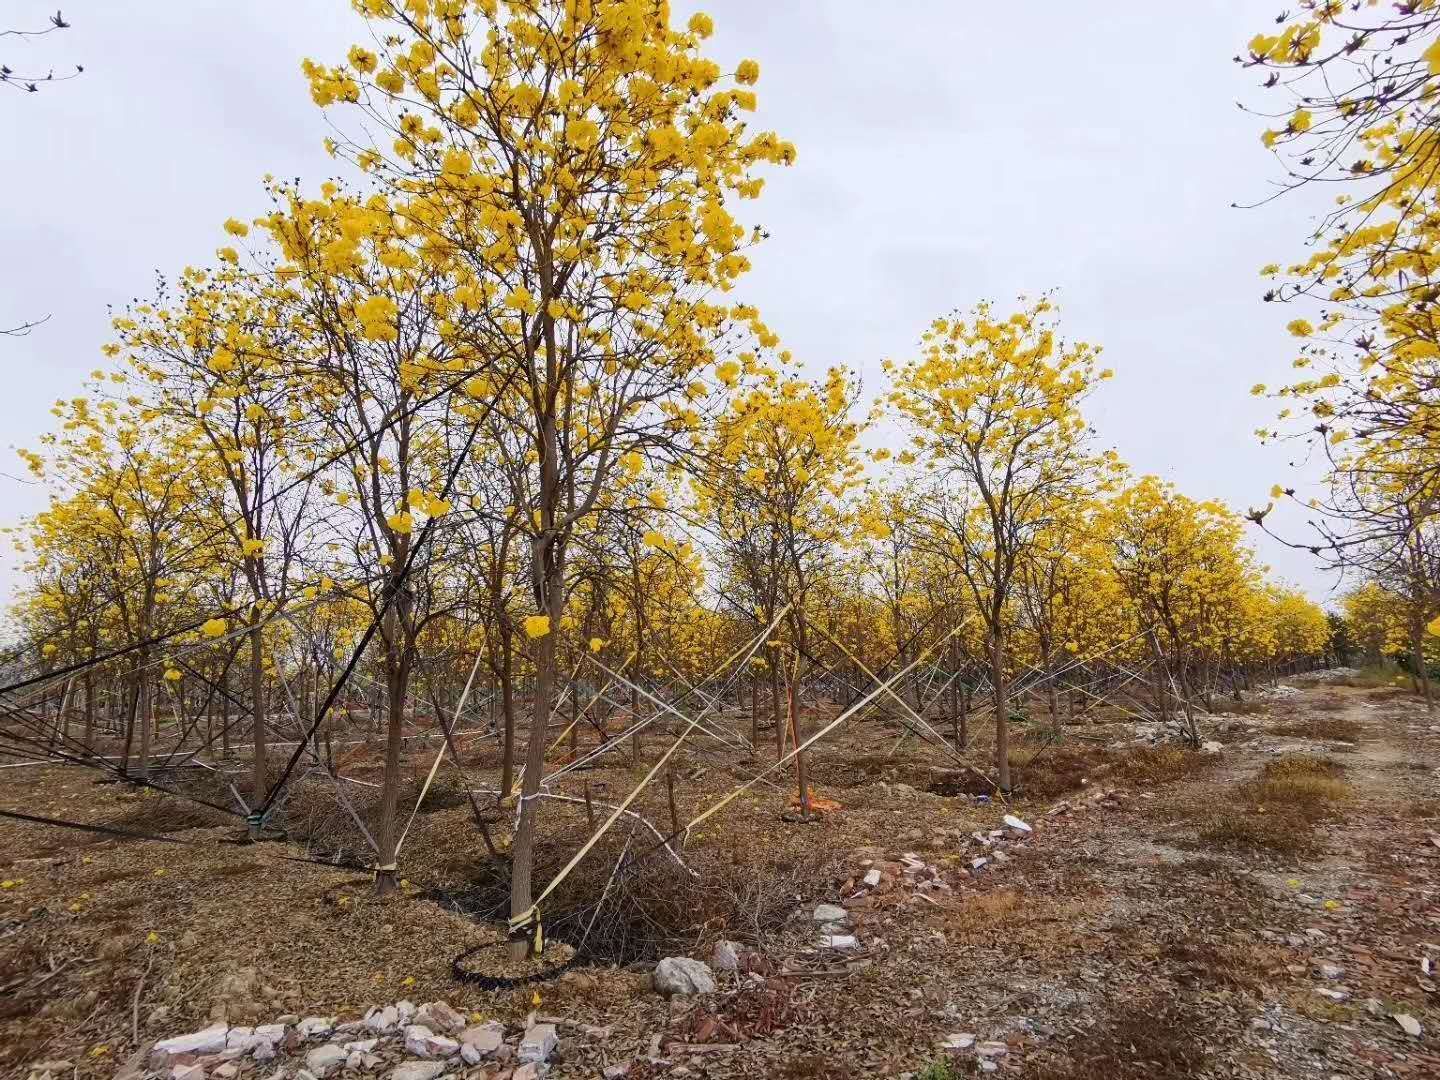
1198, 808, 1315, 856
1026, 999, 1210, 1080
1109, 746, 1196, 784
947, 889, 1021, 932
1270, 715, 1363, 741
1260, 754, 1343, 780
915, 1060, 960, 1080
1248, 774, 1349, 820
1006, 744, 1105, 798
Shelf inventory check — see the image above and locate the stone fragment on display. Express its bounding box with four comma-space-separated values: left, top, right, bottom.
976, 1041, 1008, 1058
365, 1006, 400, 1034
416, 1001, 465, 1035
653, 956, 716, 996
1315, 962, 1345, 981
711, 940, 742, 972
403, 1024, 459, 1058
295, 1017, 334, 1040
1394, 1012, 1423, 1037
518, 1023, 558, 1064
155, 1026, 231, 1057
390, 1064, 444, 1080
459, 1023, 505, 1062
303, 1044, 346, 1078
818, 933, 859, 950
940, 1033, 975, 1050
1002, 814, 1032, 834
862, 868, 882, 888
812, 903, 849, 924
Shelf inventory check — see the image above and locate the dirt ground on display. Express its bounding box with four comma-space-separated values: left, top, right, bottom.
2, 678, 1438, 1079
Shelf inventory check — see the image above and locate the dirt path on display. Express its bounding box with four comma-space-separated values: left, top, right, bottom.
940, 681, 1440, 1080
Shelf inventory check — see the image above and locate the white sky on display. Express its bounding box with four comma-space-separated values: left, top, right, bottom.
2, 1, 1339, 602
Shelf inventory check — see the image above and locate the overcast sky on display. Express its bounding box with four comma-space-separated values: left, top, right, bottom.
3, 1, 1339, 602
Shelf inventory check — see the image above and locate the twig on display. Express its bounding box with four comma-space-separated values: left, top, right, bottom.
132, 949, 155, 1045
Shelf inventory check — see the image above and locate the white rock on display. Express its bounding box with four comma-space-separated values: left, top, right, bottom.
971, 856, 989, 871
517, 1023, 558, 1064
976, 1041, 1009, 1058
459, 1023, 505, 1059
862, 868, 882, 888
978, 1060, 999, 1074
654, 956, 716, 996
1313, 987, 1349, 1002
229, 1024, 286, 1057
1316, 962, 1345, 981
403, 1024, 459, 1058
818, 934, 859, 950
365, 1006, 400, 1034
342, 1039, 377, 1053
812, 903, 849, 924
1002, 814, 1032, 834
395, 1000, 416, 1022
296, 1017, 334, 1040
712, 940, 742, 972
1394, 1012, 1423, 1037
1201, 740, 1224, 753
416, 1001, 465, 1035
390, 1064, 445, 1080
304, 1045, 346, 1078
252, 1041, 280, 1063
941, 1033, 976, 1050
156, 1026, 230, 1057
513, 1065, 544, 1080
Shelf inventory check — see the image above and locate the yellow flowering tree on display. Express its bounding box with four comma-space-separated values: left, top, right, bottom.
888, 297, 1109, 791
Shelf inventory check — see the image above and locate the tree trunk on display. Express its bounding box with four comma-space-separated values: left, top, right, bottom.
769, 660, 783, 758
249, 616, 267, 832
1413, 617, 1434, 712
374, 603, 412, 896
500, 633, 516, 798
137, 674, 152, 781
993, 628, 1011, 793
509, 564, 562, 960
83, 670, 95, 751
750, 675, 759, 746
789, 667, 810, 818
